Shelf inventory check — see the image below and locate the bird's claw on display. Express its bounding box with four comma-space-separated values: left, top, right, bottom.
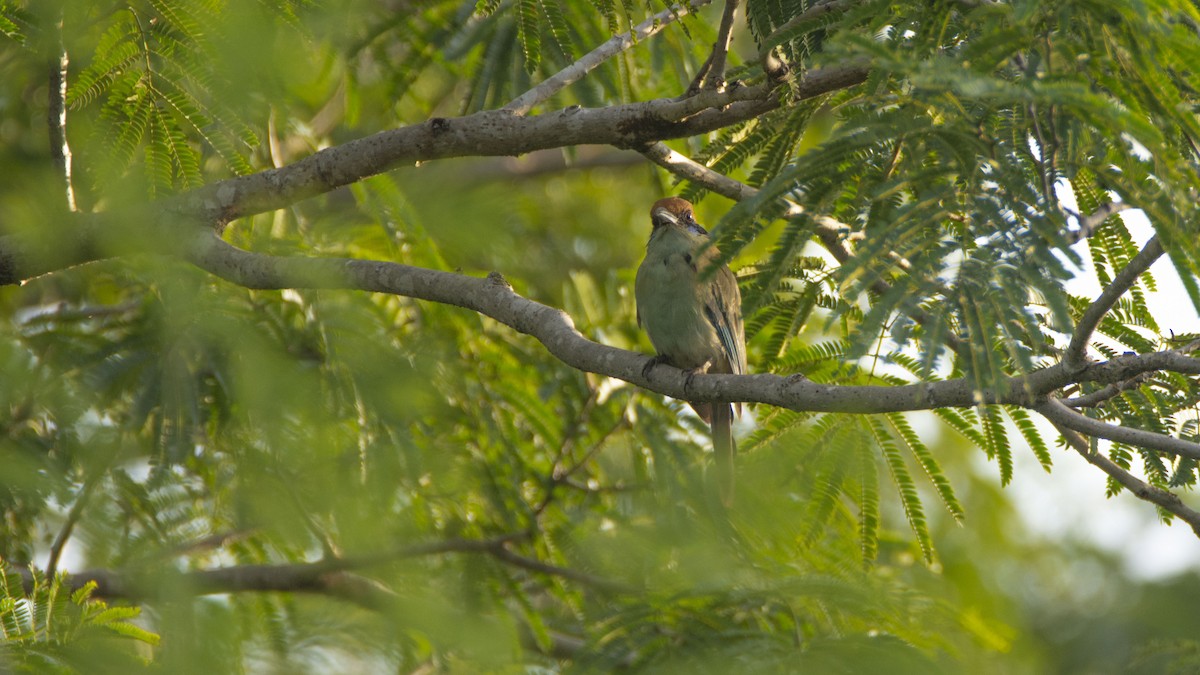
642, 354, 669, 380
683, 359, 713, 398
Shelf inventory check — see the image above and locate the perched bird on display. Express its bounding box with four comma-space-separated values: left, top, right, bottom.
635, 197, 747, 504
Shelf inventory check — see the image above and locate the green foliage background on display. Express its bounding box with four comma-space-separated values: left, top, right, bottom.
0, 0, 1199, 672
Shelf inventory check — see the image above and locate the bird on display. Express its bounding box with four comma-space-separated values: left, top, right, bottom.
635, 197, 747, 505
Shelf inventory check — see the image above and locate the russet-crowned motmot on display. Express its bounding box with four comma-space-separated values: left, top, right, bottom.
635, 197, 746, 504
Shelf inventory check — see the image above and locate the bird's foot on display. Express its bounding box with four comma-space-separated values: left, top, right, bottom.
642, 354, 671, 380
682, 359, 714, 398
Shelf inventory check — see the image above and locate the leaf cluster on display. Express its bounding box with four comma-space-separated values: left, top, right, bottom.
0, 566, 158, 672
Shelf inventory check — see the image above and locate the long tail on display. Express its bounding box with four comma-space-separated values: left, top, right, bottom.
712, 402, 736, 506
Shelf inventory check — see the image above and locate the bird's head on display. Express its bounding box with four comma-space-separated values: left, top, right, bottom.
650, 197, 709, 237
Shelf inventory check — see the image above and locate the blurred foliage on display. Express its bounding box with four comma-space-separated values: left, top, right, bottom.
0, 566, 158, 671
0, 0, 1198, 673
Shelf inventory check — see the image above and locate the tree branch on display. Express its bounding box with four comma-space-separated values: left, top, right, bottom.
184, 233, 1200, 427
175, 63, 862, 226
1036, 397, 1200, 461
1062, 373, 1152, 408
1065, 235, 1164, 372
36, 532, 631, 608
45, 469, 104, 580
487, 546, 635, 593
1042, 399, 1200, 537
505, 1, 713, 115
168, 79, 777, 226
700, 0, 740, 92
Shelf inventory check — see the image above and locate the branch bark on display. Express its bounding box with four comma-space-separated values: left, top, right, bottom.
167, 79, 781, 226
0, 64, 867, 287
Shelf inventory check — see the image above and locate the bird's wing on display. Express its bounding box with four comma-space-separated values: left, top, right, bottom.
704, 265, 746, 376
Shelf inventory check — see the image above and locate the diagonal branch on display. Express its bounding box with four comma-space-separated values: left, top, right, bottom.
1065, 235, 1164, 372
1044, 401, 1200, 537
45, 470, 103, 580
488, 546, 635, 593
636, 141, 860, 261
698, 0, 740, 92
1062, 380, 1141, 408
1065, 202, 1133, 245
505, 1, 713, 115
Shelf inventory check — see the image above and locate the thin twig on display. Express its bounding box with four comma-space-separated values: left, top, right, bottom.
1062, 381, 1134, 408
45, 470, 106, 580
160, 529, 259, 558
534, 412, 631, 517
48, 15, 76, 212
1065, 202, 1133, 245
487, 545, 635, 593
504, 1, 714, 115
1028, 104, 1056, 211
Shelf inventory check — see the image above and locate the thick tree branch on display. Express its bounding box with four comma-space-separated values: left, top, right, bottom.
169, 79, 779, 226
1065, 235, 1164, 372
505, 1, 713, 115
173, 64, 862, 225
